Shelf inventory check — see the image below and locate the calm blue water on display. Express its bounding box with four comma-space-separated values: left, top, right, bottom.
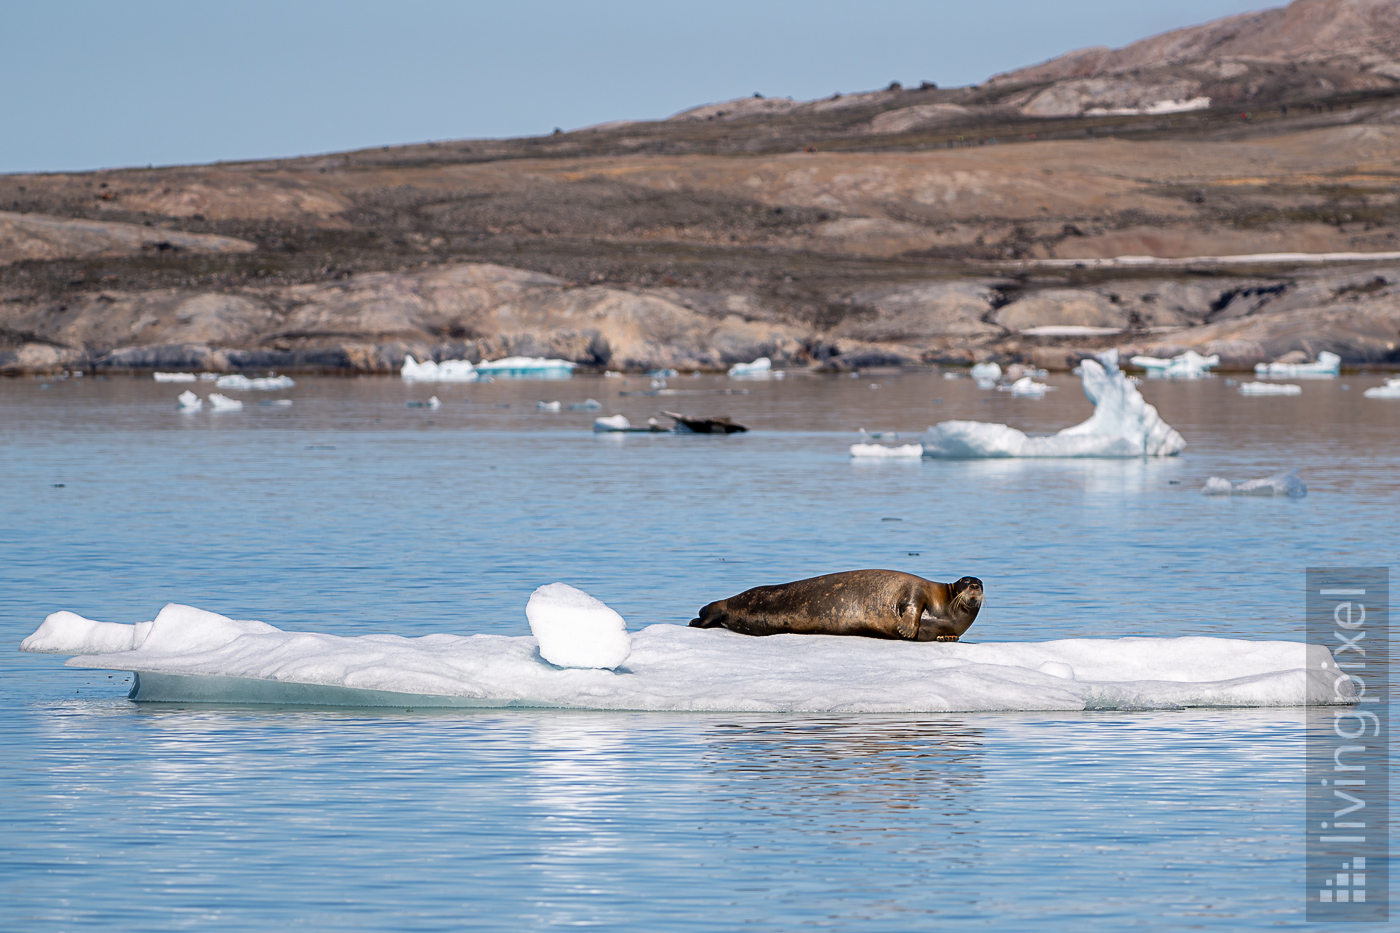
2, 370, 1396, 930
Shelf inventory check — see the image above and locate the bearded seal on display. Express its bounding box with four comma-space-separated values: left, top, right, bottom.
689, 570, 983, 641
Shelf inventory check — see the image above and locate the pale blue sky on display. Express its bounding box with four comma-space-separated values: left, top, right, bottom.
1, 0, 1272, 174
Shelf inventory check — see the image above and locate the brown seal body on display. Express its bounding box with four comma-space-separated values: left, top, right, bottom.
689, 570, 983, 642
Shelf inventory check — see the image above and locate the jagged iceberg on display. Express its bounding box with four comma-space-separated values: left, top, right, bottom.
401, 355, 480, 382
1255, 351, 1340, 378
1129, 350, 1219, 379
1202, 468, 1307, 498
922, 351, 1185, 458
21, 600, 1351, 713
207, 393, 243, 412
1363, 378, 1400, 399
474, 357, 574, 379
1001, 376, 1050, 398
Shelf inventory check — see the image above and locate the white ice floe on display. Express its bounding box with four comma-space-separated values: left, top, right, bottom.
474, 357, 575, 379
969, 362, 1001, 383
1255, 351, 1340, 378
1202, 468, 1307, 498
850, 443, 924, 458
207, 393, 243, 412
1240, 382, 1301, 396
593, 414, 632, 432
536, 400, 562, 412
728, 357, 773, 378
176, 390, 202, 411
215, 374, 296, 390
153, 372, 197, 383
1363, 378, 1400, 399
400, 355, 480, 382
526, 583, 631, 670
569, 398, 602, 410
1001, 376, 1050, 398
21, 599, 1352, 712
1130, 350, 1219, 379
923, 351, 1185, 458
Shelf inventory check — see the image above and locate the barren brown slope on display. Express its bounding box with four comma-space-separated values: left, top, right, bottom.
3, 0, 1399, 375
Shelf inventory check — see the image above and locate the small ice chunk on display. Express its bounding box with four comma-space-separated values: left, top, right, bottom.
1037, 661, 1075, 680
207, 393, 243, 411
728, 357, 772, 378
1202, 476, 1234, 496
593, 414, 632, 432
1363, 377, 1400, 399
850, 443, 924, 458
176, 390, 202, 410
21, 611, 137, 654
537, 400, 562, 412
1130, 350, 1219, 379
526, 583, 631, 670
154, 372, 196, 383
401, 355, 480, 383
568, 398, 603, 410
1239, 382, 1301, 395
216, 374, 296, 390
604, 371, 623, 378
1203, 469, 1306, 497
427, 396, 442, 410
1254, 350, 1340, 378
1003, 376, 1049, 398
970, 362, 1001, 382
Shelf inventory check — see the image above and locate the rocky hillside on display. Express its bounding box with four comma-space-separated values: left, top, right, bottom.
3, 0, 1399, 374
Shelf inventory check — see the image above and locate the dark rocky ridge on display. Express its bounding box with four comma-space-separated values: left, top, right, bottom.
3, 0, 1399, 375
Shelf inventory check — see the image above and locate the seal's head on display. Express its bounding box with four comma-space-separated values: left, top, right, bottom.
948, 576, 984, 623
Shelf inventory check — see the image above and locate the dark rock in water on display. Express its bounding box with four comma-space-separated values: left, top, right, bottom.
664, 411, 748, 434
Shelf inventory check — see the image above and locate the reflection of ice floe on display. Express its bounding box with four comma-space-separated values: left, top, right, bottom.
728, 357, 776, 379
1203, 468, 1307, 498
1239, 382, 1301, 396
23, 600, 1352, 712
1130, 350, 1219, 379
923, 351, 1185, 458
1363, 378, 1400, 399
1254, 351, 1340, 378
215, 374, 296, 390
527, 583, 630, 670
476, 356, 575, 379
207, 393, 243, 412
176, 390, 201, 411
401, 355, 479, 382
850, 443, 923, 459
153, 372, 197, 383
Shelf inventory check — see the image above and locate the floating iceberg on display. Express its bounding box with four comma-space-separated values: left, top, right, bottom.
21, 600, 1352, 712
400, 355, 479, 382
176, 390, 201, 411
536, 400, 562, 412
1130, 350, 1219, 379
1363, 378, 1400, 399
1202, 468, 1307, 498
215, 374, 296, 390
1239, 382, 1301, 396
850, 443, 924, 459
474, 357, 575, 379
207, 393, 243, 412
923, 352, 1185, 458
1254, 351, 1340, 378
1001, 376, 1050, 398
568, 398, 603, 410
593, 414, 632, 432
969, 361, 1001, 388
728, 357, 773, 379
526, 583, 630, 670
153, 372, 197, 383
